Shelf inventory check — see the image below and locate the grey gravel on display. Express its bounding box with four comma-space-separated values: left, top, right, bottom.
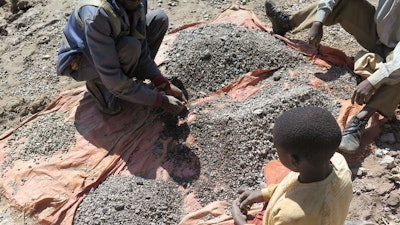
165, 23, 305, 99
2, 113, 76, 169
73, 175, 183, 225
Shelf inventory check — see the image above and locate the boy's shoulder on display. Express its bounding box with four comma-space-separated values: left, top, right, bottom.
330, 152, 352, 181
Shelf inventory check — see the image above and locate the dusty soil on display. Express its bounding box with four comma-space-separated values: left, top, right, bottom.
0, 0, 399, 225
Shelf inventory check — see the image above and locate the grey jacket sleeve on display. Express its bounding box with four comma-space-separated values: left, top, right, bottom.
315, 0, 340, 23
367, 42, 400, 88
83, 8, 161, 107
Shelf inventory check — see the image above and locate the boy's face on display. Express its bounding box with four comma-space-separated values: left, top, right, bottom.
119, 0, 141, 10
275, 144, 298, 172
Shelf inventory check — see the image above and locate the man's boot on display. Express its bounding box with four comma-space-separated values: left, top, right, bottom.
264, 0, 291, 36
339, 116, 369, 153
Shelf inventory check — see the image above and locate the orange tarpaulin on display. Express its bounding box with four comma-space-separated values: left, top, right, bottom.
0, 5, 383, 225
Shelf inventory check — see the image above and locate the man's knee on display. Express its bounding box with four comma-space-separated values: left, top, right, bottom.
147, 9, 169, 33
116, 36, 141, 66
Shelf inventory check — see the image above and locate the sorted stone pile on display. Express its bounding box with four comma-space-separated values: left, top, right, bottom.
165, 23, 305, 99
74, 175, 183, 225
2, 113, 76, 170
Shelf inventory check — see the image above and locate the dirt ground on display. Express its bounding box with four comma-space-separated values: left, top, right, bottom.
0, 0, 399, 225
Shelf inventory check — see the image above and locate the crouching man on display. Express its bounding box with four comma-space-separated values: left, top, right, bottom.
57, 0, 186, 115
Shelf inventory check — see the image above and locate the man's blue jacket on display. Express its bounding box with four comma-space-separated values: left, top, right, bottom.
57, 0, 165, 107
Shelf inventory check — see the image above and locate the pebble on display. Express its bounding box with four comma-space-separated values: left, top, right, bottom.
167, 1, 177, 6
114, 203, 124, 211
389, 174, 400, 183
386, 192, 400, 207
42, 54, 51, 59
375, 182, 394, 196
390, 168, 399, 174
356, 167, 367, 177
380, 155, 395, 169
200, 50, 212, 60
252, 109, 264, 116
374, 148, 389, 158
273, 75, 281, 81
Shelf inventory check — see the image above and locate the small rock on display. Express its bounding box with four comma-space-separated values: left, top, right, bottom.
374, 148, 389, 158
167, 1, 177, 6
17, 1, 32, 11
389, 174, 400, 183
114, 203, 124, 211
273, 75, 281, 81
389, 151, 398, 157
380, 133, 396, 144
200, 50, 211, 60
391, 168, 399, 174
0, 25, 7, 36
380, 155, 395, 169
356, 167, 367, 177
375, 182, 394, 196
386, 192, 400, 207
38, 36, 50, 44
252, 109, 264, 116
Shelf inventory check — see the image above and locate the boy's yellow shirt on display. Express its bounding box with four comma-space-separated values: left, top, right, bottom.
260, 153, 353, 225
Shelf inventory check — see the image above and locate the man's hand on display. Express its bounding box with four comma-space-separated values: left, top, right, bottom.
308, 22, 323, 48
238, 190, 264, 211
232, 199, 247, 225
164, 84, 187, 103
351, 79, 375, 105
161, 95, 185, 115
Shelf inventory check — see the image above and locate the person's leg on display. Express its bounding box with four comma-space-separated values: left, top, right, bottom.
366, 83, 400, 119
340, 82, 400, 152
86, 78, 122, 115
267, 0, 390, 56
116, 36, 142, 78
145, 9, 169, 59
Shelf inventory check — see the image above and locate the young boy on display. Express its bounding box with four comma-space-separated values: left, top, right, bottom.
232, 106, 353, 225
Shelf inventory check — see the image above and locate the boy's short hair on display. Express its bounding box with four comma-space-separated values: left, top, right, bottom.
273, 106, 341, 164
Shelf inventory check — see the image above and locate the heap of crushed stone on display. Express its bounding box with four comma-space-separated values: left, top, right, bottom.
74, 175, 183, 225
165, 23, 305, 99
2, 113, 76, 170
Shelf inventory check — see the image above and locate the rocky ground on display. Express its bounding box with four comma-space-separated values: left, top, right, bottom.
0, 0, 399, 225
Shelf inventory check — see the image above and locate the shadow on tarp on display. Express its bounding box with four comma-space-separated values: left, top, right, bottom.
74, 92, 200, 184
314, 66, 350, 82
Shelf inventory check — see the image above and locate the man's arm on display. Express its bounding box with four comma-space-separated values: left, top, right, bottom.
314, 0, 340, 23
309, 0, 339, 47
367, 43, 400, 88
352, 43, 400, 105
